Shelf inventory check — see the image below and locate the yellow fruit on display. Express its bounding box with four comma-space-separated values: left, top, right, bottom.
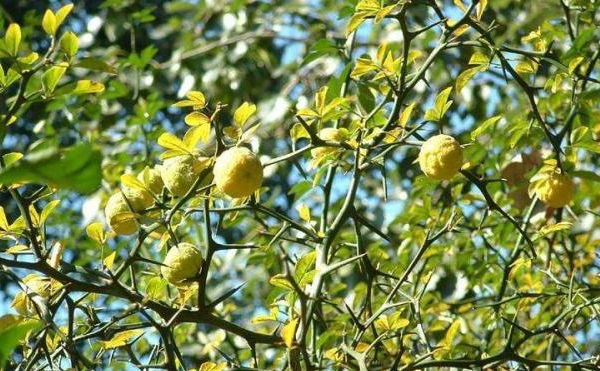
105, 193, 138, 235
138, 166, 164, 195
161, 155, 207, 197
535, 172, 574, 208
122, 185, 154, 211
418, 134, 463, 181
213, 147, 263, 198
161, 242, 203, 285
311, 128, 343, 159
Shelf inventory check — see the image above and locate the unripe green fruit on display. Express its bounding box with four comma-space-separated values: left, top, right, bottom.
161, 242, 203, 285
105, 193, 138, 235
138, 166, 164, 195
161, 155, 207, 197
213, 147, 263, 198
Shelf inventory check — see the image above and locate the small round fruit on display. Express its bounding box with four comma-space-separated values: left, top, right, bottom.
161, 155, 205, 197
138, 166, 164, 195
213, 147, 263, 198
122, 185, 154, 211
311, 128, 343, 159
105, 193, 138, 235
535, 172, 574, 208
418, 134, 463, 181
161, 243, 203, 285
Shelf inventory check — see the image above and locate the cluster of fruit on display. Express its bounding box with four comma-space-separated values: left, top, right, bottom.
103, 125, 573, 287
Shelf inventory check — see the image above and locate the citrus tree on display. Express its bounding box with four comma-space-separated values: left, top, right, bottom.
1, 0, 600, 370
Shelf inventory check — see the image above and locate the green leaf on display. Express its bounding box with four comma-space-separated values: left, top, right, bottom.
568, 56, 584, 75
471, 115, 501, 140
233, 102, 257, 127
55, 80, 105, 96
73, 58, 118, 74
42, 65, 67, 95
0, 316, 41, 369
456, 66, 483, 93
60, 32, 79, 58
40, 200, 60, 226
5, 23, 21, 56
295, 251, 316, 286
145, 277, 168, 300
425, 87, 453, 121
0, 143, 102, 194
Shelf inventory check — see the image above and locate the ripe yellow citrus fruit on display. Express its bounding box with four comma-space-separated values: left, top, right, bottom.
311, 128, 343, 159
105, 193, 138, 235
122, 185, 154, 211
161, 242, 203, 285
418, 134, 463, 181
213, 147, 263, 198
138, 166, 164, 195
534, 171, 574, 208
160, 155, 207, 197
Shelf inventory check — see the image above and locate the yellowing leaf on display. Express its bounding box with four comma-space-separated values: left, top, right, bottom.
568, 57, 584, 75
0, 206, 8, 231
399, 102, 416, 128
100, 329, 144, 349
184, 111, 210, 127
55, 4, 74, 26
346, 14, 366, 36
55, 80, 105, 96
86, 222, 105, 244
281, 319, 298, 348
296, 204, 311, 222
199, 362, 226, 371
234, 102, 257, 127
351, 57, 377, 79
515, 59, 538, 74
454, 0, 467, 12
42, 10, 57, 35
469, 51, 489, 66
173, 90, 206, 108
183, 124, 210, 148
5, 23, 21, 56
537, 222, 572, 237
269, 274, 294, 291
477, 0, 488, 20
158, 133, 190, 153
121, 174, 147, 191
103, 251, 116, 270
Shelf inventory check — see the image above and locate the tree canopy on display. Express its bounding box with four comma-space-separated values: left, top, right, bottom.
1, 0, 600, 370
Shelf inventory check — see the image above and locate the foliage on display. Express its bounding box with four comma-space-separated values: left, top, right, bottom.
1, 0, 600, 370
